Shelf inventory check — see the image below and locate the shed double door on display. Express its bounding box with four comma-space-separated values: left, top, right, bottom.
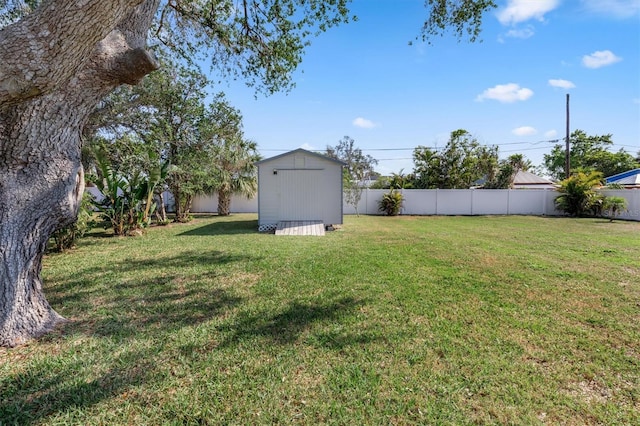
278, 169, 323, 221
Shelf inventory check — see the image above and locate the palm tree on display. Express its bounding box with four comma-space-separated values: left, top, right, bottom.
211, 137, 261, 216
554, 171, 603, 217
602, 196, 628, 222
506, 153, 531, 173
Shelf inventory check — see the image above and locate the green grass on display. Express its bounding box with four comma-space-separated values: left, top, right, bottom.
1, 214, 639, 425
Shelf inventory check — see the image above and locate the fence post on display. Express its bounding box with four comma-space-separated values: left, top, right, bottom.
471, 188, 474, 215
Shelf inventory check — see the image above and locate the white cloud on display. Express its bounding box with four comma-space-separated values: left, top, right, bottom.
505, 26, 535, 39
352, 117, 378, 129
498, 25, 535, 42
476, 83, 534, 103
581, 0, 640, 18
633, 98, 640, 104
512, 126, 537, 136
548, 79, 576, 89
497, 0, 560, 25
582, 50, 622, 68
544, 130, 558, 138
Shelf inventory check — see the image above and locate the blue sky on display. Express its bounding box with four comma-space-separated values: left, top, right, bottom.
220, 0, 640, 175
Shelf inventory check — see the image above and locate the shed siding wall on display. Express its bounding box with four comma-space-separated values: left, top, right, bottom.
258, 152, 343, 226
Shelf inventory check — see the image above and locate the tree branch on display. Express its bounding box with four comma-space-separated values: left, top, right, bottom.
0, 0, 145, 107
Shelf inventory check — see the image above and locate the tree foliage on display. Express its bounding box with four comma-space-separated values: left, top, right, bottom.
412, 129, 498, 189
543, 130, 639, 181
601, 196, 628, 221
417, 0, 497, 44
378, 190, 403, 216
165, 95, 248, 222
554, 171, 604, 217
554, 171, 628, 220
482, 153, 533, 189
0, 0, 38, 27
149, 0, 357, 95
209, 136, 261, 216
326, 136, 378, 183
327, 136, 378, 215
90, 145, 165, 235
86, 58, 251, 222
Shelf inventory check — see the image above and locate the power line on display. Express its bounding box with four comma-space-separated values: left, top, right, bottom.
260, 138, 562, 152
259, 138, 637, 155
359, 139, 561, 152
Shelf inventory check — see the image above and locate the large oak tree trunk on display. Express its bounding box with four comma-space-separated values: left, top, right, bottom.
0, 0, 158, 347
0, 95, 86, 347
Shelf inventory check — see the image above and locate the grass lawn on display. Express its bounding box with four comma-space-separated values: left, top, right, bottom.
1, 214, 639, 425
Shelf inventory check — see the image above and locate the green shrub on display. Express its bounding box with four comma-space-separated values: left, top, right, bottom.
91, 147, 160, 235
554, 171, 603, 217
555, 172, 629, 221
378, 190, 403, 216
602, 196, 627, 221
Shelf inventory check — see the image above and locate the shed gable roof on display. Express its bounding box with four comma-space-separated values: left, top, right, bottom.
256, 148, 346, 166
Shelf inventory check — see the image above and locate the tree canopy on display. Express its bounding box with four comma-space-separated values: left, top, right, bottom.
326, 136, 378, 216
87, 57, 252, 222
412, 129, 498, 189
543, 130, 639, 181
326, 136, 378, 184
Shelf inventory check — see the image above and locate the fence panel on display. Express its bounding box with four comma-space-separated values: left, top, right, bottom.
435, 190, 473, 215
508, 190, 546, 215
602, 189, 640, 221
192, 194, 257, 213
402, 190, 437, 215
472, 190, 509, 215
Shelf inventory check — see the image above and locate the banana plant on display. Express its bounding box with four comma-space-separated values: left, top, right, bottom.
91, 147, 166, 235
92, 147, 130, 235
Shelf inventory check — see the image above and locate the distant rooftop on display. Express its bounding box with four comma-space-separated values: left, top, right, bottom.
513, 170, 556, 186
605, 168, 640, 186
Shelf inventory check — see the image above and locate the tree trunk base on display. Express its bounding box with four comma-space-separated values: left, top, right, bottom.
1, 302, 67, 348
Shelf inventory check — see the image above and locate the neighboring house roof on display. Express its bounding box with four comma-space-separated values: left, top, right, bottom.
513, 170, 557, 187
605, 168, 640, 187
255, 148, 346, 166
472, 170, 556, 188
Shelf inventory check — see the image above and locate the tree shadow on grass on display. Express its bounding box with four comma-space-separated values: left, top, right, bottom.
177, 219, 259, 236
218, 296, 378, 348
2, 249, 257, 424
46, 250, 251, 340
0, 345, 156, 424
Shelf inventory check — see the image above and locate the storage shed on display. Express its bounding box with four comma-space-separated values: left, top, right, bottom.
256, 149, 345, 232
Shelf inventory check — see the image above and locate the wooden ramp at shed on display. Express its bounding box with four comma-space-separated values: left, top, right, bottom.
275, 221, 325, 236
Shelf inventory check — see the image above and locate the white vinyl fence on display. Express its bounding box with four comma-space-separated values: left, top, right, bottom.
601, 189, 640, 221
192, 194, 258, 213
343, 189, 561, 216
180, 188, 640, 222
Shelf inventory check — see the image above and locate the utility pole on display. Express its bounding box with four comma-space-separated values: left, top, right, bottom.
565, 93, 570, 179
